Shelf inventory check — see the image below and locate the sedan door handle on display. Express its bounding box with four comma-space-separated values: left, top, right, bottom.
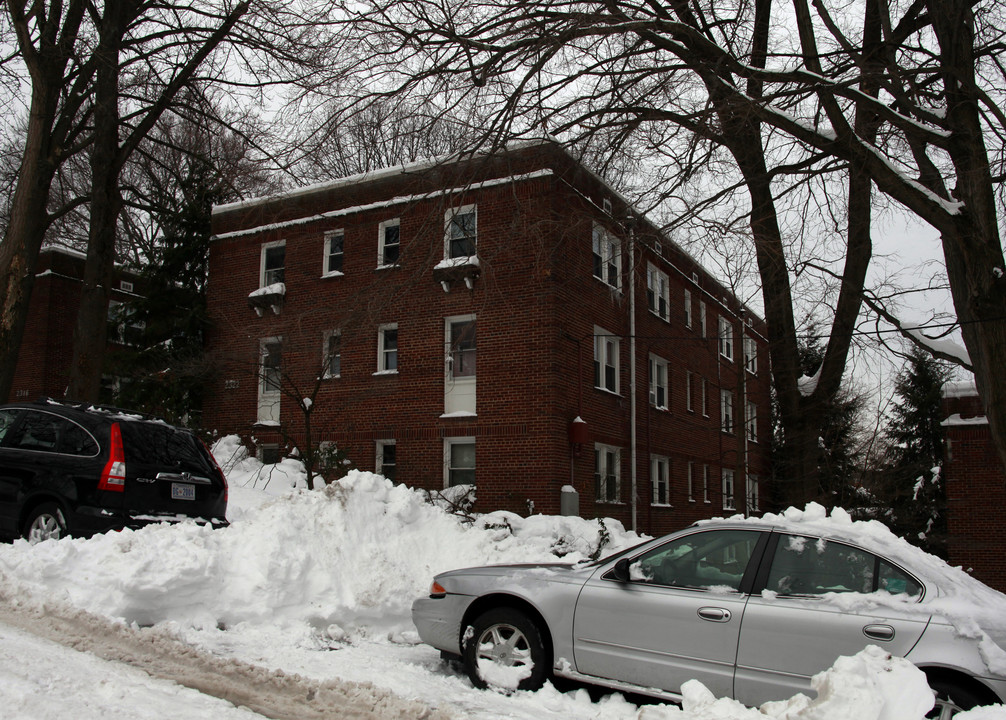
863, 624, 895, 642
697, 607, 732, 623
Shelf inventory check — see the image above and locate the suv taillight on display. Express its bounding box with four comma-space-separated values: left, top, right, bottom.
99, 422, 126, 492
202, 439, 228, 503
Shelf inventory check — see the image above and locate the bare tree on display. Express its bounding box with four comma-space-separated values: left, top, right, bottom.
322, 0, 1006, 503
0, 0, 323, 402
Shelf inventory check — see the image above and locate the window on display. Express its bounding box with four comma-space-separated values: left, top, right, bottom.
703, 464, 710, 502
687, 461, 694, 501
445, 315, 476, 415
258, 444, 281, 465
719, 316, 734, 360
747, 475, 760, 512
107, 301, 144, 346
261, 340, 282, 394
595, 444, 621, 503
699, 301, 707, 338
652, 455, 670, 505
323, 231, 344, 276
765, 535, 922, 598
379, 219, 400, 267
744, 336, 758, 374
592, 223, 621, 289
649, 355, 668, 409
8, 411, 98, 455
684, 289, 692, 328
646, 263, 669, 320
376, 440, 397, 483
448, 318, 476, 378
377, 324, 398, 373
593, 328, 620, 394
746, 401, 758, 442
258, 338, 282, 424
721, 389, 734, 433
722, 468, 735, 510
701, 378, 709, 417
445, 205, 477, 259
445, 437, 475, 487
323, 331, 341, 379
626, 529, 760, 591
261, 241, 285, 287
686, 371, 694, 412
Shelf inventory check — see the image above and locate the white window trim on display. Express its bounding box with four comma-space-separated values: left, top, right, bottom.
646, 262, 669, 321
703, 464, 710, 503
444, 436, 476, 488
592, 223, 621, 291
651, 454, 670, 506
699, 301, 707, 339
593, 326, 620, 395
684, 289, 692, 328
687, 461, 695, 502
649, 354, 669, 410
686, 371, 694, 413
747, 475, 760, 513
701, 377, 709, 417
719, 316, 734, 361
376, 439, 396, 479
378, 218, 401, 269
595, 443, 622, 504
322, 230, 344, 278
746, 401, 758, 442
260, 240, 285, 287
376, 323, 399, 375
721, 389, 734, 434
723, 468, 736, 511
444, 204, 478, 260
744, 336, 758, 374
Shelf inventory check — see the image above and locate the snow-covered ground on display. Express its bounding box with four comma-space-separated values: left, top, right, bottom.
1, 435, 1005, 720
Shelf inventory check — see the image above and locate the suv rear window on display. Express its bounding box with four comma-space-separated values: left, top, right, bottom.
117, 421, 212, 472
7, 410, 99, 456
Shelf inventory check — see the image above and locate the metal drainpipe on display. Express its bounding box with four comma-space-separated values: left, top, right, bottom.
629, 224, 637, 532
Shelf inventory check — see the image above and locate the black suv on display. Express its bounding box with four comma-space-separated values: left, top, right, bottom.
0, 400, 228, 542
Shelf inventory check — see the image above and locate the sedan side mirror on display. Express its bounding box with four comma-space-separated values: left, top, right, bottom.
611, 558, 631, 583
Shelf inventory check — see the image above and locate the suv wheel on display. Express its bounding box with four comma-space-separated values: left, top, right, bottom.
24, 503, 67, 543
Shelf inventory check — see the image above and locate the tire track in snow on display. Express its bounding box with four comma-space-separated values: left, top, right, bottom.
0, 586, 451, 720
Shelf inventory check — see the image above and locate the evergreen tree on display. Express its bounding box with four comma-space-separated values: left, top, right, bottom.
879, 347, 954, 557
106, 150, 223, 426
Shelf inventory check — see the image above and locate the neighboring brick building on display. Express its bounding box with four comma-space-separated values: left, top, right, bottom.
942, 381, 1006, 592
204, 140, 772, 535
11, 247, 141, 403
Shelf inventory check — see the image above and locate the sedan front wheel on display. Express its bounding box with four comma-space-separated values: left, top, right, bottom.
463, 608, 548, 692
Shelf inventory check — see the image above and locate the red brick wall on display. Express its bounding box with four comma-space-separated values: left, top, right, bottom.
11, 248, 142, 402
205, 142, 773, 536
943, 387, 1006, 592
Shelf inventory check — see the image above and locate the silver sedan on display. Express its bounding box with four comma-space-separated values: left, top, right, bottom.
412, 519, 1006, 717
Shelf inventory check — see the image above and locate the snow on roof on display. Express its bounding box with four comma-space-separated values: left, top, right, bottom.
943, 379, 978, 398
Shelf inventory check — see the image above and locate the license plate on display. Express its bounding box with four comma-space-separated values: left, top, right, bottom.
171, 483, 195, 501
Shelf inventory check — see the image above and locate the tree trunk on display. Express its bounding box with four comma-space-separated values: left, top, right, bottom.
67, 2, 126, 402
928, 2, 1006, 479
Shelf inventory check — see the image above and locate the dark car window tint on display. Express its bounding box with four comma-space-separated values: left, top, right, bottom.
118, 421, 210, 471
58, 420, 99, 456
630, 530, 760, 591
878, 560, 923, 598
767, 535, 875, 596
8, 411, 62, 452
0, 409, 20, 443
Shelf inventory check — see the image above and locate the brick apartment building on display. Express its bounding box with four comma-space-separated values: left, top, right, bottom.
942, 381, 1006, 592
10, 246, 141, 403
204, 140, 772, 535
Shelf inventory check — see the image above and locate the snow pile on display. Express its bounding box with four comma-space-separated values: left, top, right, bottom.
0, 464, 640, 634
